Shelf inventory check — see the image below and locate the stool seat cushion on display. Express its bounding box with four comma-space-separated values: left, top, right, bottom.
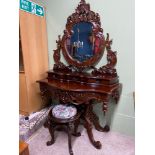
52, 104, 77, 119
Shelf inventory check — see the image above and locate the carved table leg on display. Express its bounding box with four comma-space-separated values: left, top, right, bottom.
40, 86, 51, 107
44, 119, 56, 146
102, 101, 110, 132
83, 104, 102, 149
92, 109, 110, 132
67, 123, 74, 155
72, 118, 81, 137
85, 103, 110, 133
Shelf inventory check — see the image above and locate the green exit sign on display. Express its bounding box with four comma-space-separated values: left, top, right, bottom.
20, 0, 44, 17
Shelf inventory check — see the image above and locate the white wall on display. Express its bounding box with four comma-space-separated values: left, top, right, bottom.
33, 0, 135, 136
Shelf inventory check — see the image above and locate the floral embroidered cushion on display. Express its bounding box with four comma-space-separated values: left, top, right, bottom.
52, 104, 77, 119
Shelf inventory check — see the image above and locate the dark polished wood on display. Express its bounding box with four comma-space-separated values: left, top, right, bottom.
38, 78, 122, 105
37, 0, 122, 150
44, 107, 81, 155
61, 0, 105, 71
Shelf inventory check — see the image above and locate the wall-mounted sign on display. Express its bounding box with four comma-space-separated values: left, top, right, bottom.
20, 0, 44, 17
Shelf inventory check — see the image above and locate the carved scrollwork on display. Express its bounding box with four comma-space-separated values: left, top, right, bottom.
60, 0, 105, 71
92, 33, 118, 77
64, 0, 103, 43
40, 88, 51, 107
105, 33, 117, 68
53, 89, 107, 104
52, 0, 118, 74
66, 0, 101, 29
53, 62, 72, 73
70, 92, 99, 104
53, 35, 72, 73
53, 49, 60, 64
53, 35, 61, 63
54, 90, 72, 103
54, 90, 85, 103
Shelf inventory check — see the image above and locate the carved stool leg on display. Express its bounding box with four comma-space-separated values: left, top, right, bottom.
46, 121, 56, 146
43, 118, 48, 128
83, 104, 102, 149
67, 123, 74, 155
72, 118, 81, 137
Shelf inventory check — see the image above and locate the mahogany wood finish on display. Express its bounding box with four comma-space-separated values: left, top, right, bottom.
53, 0, 105, 71
44, 107, 82, 155
37, 0, 122, 150
61, 0, 105, 71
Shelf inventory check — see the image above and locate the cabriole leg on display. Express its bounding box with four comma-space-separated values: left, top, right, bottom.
46, 120, 56, 146
83, 104, 102, 149
72, 118, 81, 137
67, 123, 74, 155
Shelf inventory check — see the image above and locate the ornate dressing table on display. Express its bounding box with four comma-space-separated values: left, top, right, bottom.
37, 0, 122, 149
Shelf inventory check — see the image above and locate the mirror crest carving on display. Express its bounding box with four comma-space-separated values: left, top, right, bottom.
53, 0, 117, 77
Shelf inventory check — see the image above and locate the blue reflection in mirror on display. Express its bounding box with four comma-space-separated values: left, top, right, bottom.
69, 22, 93, 62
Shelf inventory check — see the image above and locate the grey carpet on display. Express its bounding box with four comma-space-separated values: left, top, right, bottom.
27, 126, 134, 155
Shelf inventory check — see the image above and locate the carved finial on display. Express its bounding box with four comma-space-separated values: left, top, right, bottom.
80, 0, 86, 4
58, 35, 61, 41
105, 33, 113, 50
56, 35, 61, 42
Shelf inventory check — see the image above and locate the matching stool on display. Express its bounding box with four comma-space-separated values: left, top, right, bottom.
44, 104, 81, 155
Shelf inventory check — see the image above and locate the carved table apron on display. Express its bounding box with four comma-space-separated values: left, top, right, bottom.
38, 78, 122, 149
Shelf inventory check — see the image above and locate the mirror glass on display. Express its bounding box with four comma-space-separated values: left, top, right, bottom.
66, 22, 100, 62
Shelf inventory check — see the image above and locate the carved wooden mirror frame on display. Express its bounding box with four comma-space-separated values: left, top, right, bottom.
53, 0, 117, 77
61, 0, 105, 71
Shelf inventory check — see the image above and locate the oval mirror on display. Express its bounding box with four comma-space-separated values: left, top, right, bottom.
67, 22, 94, 62
61, 0, 105, 71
